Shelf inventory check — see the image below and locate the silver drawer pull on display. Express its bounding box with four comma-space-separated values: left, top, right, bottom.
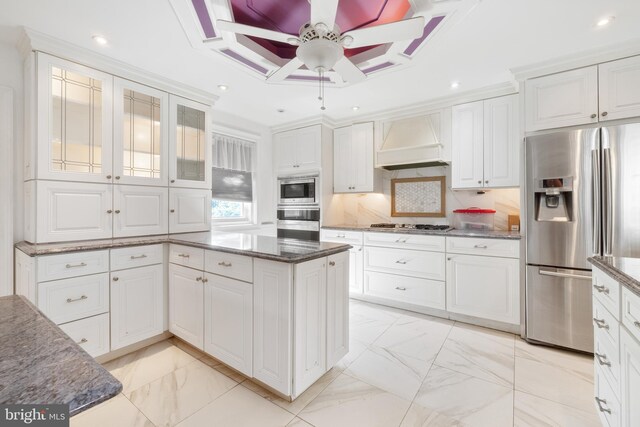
76, 338, 88, 344
395, 286, 407, 291
473, 245, 488, 249
329, 261, 336, 266
65, 262, 87, 269
635, 321, 640, 329
395, 238, 407, 243
395, 260, 407, 265
196, 277, 203, 282
337, 234, 346, 238
178, 254, 190, 258
593, 318, 609, 329
593, 284, 610, 294
595, 352, 612, 367
218, 262, 232, 267
595, 397, 611, 414
130, 254, 147, 260
66, 295, 88, 303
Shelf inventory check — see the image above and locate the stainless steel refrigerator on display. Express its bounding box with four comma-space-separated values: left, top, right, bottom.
525, 123, 640, 353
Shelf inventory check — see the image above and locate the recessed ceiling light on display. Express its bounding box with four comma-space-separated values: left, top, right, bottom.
450, 81, 460, 89
92, 35, 108, 46
218, 84, 228, 91
596, 16, 615, 27
277, 108, 285, 113
352, 106, 360, 111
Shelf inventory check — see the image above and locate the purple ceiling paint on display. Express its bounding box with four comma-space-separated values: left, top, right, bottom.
192, 0, 216, 38
362, 61, 394, 74
285, 74, 332, 82
403, 15, 445, 56
220, 49, 268, 74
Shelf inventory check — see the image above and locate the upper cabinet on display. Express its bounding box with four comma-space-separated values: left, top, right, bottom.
36, 53, 114, 183
452, 94, 519, 189
273, 125, 322, 174
333, 122, 375, 193
113, 78, 168, 186
525, 56, 640, 132
169, 96, 212, 189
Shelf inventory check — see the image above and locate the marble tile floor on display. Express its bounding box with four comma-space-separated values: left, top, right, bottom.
71, 300, 600, 427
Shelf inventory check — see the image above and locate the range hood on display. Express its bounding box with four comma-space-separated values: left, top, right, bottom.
377, 113, 449, 170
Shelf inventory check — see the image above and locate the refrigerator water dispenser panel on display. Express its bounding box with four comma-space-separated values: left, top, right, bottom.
534, 177, 573, 222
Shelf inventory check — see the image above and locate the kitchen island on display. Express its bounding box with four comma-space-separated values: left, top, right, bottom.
15, 232, 352, 400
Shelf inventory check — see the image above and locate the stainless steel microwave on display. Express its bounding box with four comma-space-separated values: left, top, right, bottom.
278, 176, 319, 205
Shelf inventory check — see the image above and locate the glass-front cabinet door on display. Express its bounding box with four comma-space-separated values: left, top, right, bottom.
113, 78, 168, 186
169, 95, 211, 189
37, 53, 113, 183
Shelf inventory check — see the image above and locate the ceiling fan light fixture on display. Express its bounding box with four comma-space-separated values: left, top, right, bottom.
340, 35, 354, 47
296, 38, 343, 72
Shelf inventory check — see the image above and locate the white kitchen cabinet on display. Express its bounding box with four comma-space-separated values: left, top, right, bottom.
253, 259, 292, 396
168, 95, 211, 189
35, 53, 114, 183
452, 95, 519, 189
326, 251, 349, 367
110, 264, 164, 350
35, 180, 113, 243
620, 327, 640, 427
169, 263, 204, 349
113, 185, 168, 237
348, 245, 364, 294
58, 313, 110, 358
333, 122, 375, 193
113, 78, 169, 186
446, 254, 520, 324
293, 257, 327, 395
599, 55, 640, 122
169, 188, 211, 233
204, 273, 253, 376
525, 66, 599, 132
273, 125, 322, 174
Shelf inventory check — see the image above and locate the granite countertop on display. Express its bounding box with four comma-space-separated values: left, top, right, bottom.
0, 295, 121, 416
321, 224, 522, 240
588, 256, 640, 297
15, 231, 352, 263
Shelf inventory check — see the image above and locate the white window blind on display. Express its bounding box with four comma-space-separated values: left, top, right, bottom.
212, 133, 255, 205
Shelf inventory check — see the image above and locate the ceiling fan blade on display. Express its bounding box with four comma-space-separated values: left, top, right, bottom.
267, 57, 304, 82
333, 56, 366, 83
311, 0, 340, 28
343, 16, 425, 48
216, 20, 297, 44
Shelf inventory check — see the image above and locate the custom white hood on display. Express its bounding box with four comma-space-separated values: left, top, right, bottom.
376, 113, 449, 170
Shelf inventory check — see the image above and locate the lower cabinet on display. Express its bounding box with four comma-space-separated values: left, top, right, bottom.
446, 254, 520, 324
327, 252, 349, 366
620, 328, 640, 426
59, 313, 110, 358
348, 245, 364, 294
169, 263, 204, 349
110, 264, 164, 350
204, 273, 253, 376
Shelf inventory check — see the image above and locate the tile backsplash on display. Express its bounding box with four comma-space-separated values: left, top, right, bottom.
329, 166, 521, 231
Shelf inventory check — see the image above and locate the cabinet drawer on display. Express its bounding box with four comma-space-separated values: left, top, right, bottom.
364, 232, 445, 251
364, 271, 445, 310
595, 365, 621, 427
320, 229, 363, 245
111, 244, 164, 271
58, 313, 110, 358
446, 237, 519, 258
593, 296, 620, 349
37, 250, 109, 282
169, 244, 204, 270
38, 273, 109, 325
621, 287, 640, 343
205, 251, 253, 283
364, 246, 445, 281
593, 268, 621, 319
595, 327, 621, 398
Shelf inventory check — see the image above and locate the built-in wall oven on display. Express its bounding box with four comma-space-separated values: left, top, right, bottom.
277, 206, 320, 241
278, 176, 319, 205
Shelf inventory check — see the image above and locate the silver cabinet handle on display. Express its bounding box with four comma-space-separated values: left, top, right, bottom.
76, 338, 88, 344
196, 277, 203, 282
593, 318, 609, 329
66, 262, 87, 269
634, 321, 640, 329
107, 210, 113, 214
337, 234, 346, 238
591, 113, 597, 119
395, 260, 407, 265
395, 286, 407, 291
595, 397, 611, 414
112, 277, 119, 282
218, 262, 232, 267
66, 295, 88, 303
358, 248, 362, 252
447, 257, 452, 261
178, 254, 190, 258
202, 277, 208, 283
115, 176, 120, 180
114, 210, 121, 214
602, 111, 608, 117
592, 142, 602, 254
329, 261, 336, 266
395, 238, 407, 243
170, 209, 175, 213
602, 139, 613, 255
477, 180, 482, 184
593, 284, 610, 294
595, 352, 612, 367
106, 175, 112, 179
473, 245, 488, 249
539, 269, 592, 281
130, 254, 147, 260
170, 179, 176, 183
485, 180, 489, 184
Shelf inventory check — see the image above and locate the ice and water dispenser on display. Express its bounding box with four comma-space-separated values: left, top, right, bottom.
534, 177, 573, 222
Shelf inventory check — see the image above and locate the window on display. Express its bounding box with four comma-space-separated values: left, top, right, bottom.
211, 199, 251, 222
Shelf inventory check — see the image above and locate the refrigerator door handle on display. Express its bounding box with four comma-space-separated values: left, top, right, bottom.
602, 128, 613, 256
538, 269, 592, 281
591, 142, 601, 256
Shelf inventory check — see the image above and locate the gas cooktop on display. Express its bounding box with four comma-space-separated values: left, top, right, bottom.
370, 223, 453, 231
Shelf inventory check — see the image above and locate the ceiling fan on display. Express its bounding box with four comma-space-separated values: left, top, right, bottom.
216, 0, 425, 86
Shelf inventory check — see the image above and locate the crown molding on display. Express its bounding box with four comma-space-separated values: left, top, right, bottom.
511, 37, 640, 81
270, 115, 340, 134
18, 27, 218, 106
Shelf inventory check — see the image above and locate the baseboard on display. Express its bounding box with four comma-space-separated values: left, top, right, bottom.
95, 331, 173, 364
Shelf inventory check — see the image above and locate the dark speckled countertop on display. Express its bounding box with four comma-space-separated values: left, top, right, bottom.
588, 256, 640, 297
321, 224, 522, 240
15, 231, 352, 263
0, 295, 121, 416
